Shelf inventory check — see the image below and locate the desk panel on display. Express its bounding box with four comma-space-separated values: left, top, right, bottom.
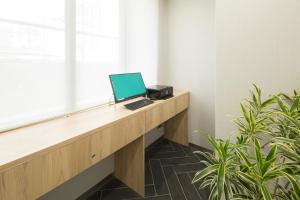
115, 136, 145, 196
145, 93, 189, 132
145, 99, 175, 132
0, 137, 91, 200
175, 93, 189, 113
90, 112, 145, 165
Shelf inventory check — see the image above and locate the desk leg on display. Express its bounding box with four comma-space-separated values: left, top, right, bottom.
114, 136, 145, 196
165, 109, 188, 146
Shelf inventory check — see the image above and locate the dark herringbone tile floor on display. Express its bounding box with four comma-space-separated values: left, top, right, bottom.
78, 138, 210, 200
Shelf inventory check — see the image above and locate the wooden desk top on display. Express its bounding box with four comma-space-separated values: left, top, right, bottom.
0, 90, 188, 172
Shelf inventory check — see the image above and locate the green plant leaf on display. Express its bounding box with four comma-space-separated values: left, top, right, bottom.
279, 93, 293, 102
263, 169, 284, 182
192, 164, 219, 183
208, 137, 224, 160
291, 96, 300, 112
265, 145, 277, 161
235, 148, 252, 168
261, 157, 277, 176
277, 184, 294, 200
238, 171, 258, 185
232, 194, 254, 200
249, 109, 256, 132
277, 146, 300, 162
282, 172, 300, 199
194, 151, 217, 164
261, 98, 274, 108
235, 176, 256, 196
209, 185, 217, 200
199, 178, 213, 189
276, 96, 290, 114
251, 91, 259, 107
216, 163, 225, 200
241, 103, 250, 123
278, 112, 300, 129
254, 138, 263, 172
201, 160, 212, 167
253, 84, 261, 99
260, 184, 272, 200
225, 176, 233, 198
261, 145, 278, 175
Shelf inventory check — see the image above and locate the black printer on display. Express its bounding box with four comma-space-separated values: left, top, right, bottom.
147, 85, 173, 100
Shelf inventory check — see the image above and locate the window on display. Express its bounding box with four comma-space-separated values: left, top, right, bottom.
0, 0, 124, 131
76, 0, 124, 109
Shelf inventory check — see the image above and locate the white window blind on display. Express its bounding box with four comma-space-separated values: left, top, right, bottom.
76, 0, 123, 109
0, 0, 123, 131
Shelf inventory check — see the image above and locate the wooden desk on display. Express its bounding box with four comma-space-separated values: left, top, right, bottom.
0, 90, 189, 200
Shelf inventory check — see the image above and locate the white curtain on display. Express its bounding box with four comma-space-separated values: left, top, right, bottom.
0, 0, 159, 131
0, 0, 123, 131
76, 0, 124, 109
0, 0, 66, 130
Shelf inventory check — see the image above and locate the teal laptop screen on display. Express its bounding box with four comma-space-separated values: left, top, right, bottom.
110, 73, 146, 102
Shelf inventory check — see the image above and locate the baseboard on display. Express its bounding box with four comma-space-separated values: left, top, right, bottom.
189, 142, 213, 153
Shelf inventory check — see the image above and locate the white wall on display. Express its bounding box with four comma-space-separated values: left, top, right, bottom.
160, 0, 216, 149
215, 0, 300, 139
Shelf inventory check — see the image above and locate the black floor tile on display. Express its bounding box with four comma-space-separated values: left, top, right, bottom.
101, 178, 127, 190
167, 144, 185, 152
177, 173, 200, 200
145, 160, 154, 185
149, 150, 186, 159
189, 143, 212, 153
172, 163, 205, 174
145, 149, 150, 161
181, 146, 196, 157
188, 173, 210, 200
145, 185, 155, 197
162, 166, 186, 200
152, 139, 174, 147
101, 188, 140, 200
78, 138, 208, 200
126, 195, 171, 200
150, 144, 176, 152
84, 191, 101, 200
160, 156, 199, 166
150, 160, 169, 195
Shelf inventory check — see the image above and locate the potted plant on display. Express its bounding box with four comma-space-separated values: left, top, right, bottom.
193, 85, 300, 200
